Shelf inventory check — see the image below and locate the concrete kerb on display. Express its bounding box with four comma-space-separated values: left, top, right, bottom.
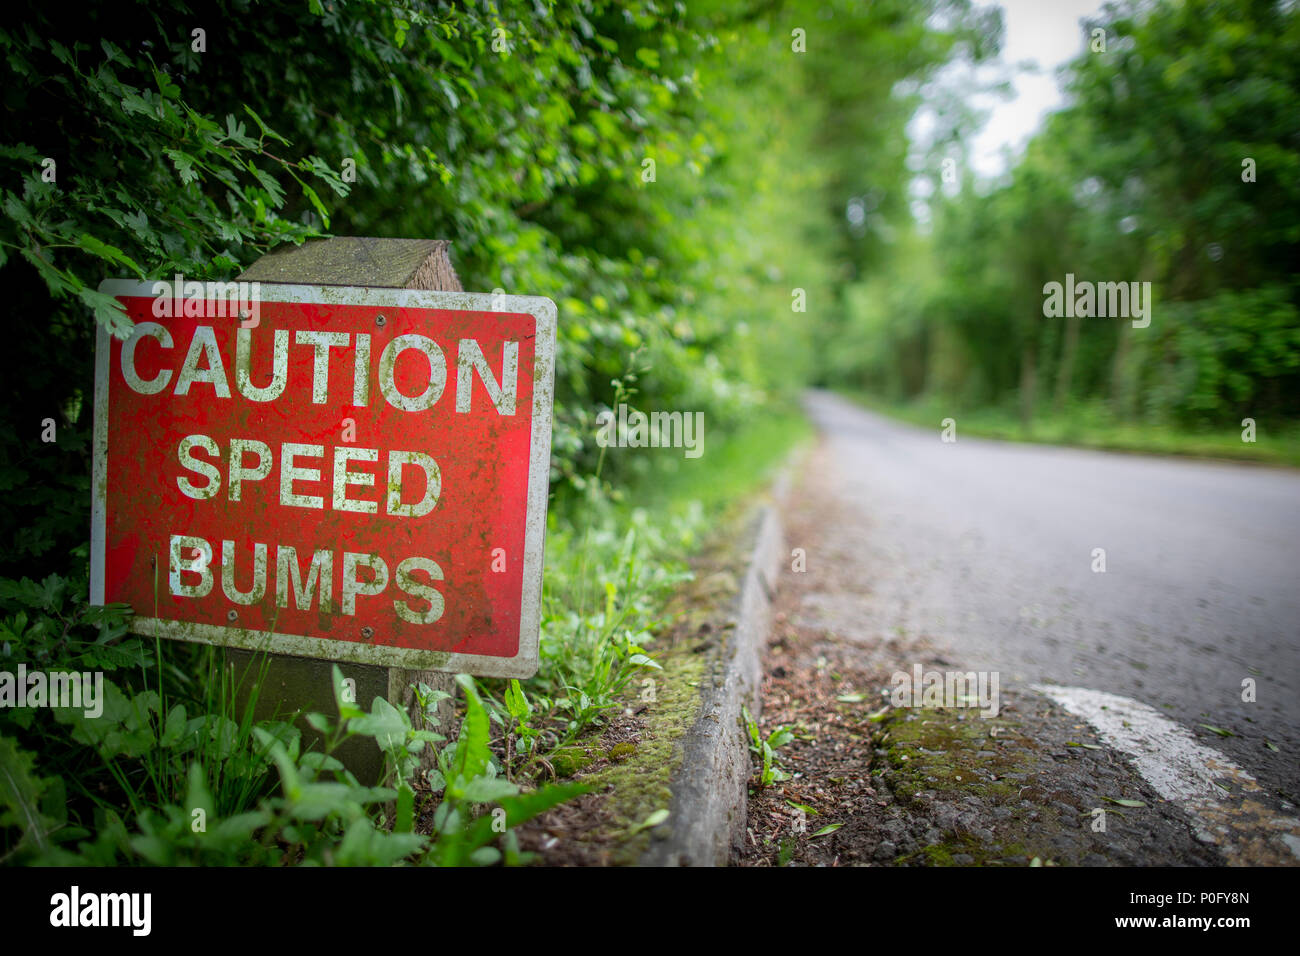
639, 468, 792, 866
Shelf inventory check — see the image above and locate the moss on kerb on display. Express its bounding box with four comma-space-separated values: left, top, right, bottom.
603, 647, 707, 863
878, 706, 1081, 866
537, 508, 764, 863
607, 741, 636, 761
534, 633, 709, 864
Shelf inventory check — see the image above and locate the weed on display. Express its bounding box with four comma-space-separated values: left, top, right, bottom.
744, 704, 794, 787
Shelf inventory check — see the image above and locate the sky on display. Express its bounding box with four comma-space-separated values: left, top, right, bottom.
966, 0, 1112, 178
904, 0, 1109, 223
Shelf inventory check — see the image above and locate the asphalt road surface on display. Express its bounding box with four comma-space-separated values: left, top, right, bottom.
804, 390, 1300, 803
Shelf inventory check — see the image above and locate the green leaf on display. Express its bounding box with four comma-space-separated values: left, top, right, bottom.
629, 808, 669, 834
76, 289, 132, 337
299, 182, 330, 229
304, 712, 333, 735
742, 704, 761, 750
0, 735, 56, 854
504, 678, 532, 723
461, 776, 520, 803
247, 164, 286, 207
331, 665, 363, 720
74, 235, 144, 277
262, 738, 300, 801
0, 144, 41, 163
163, 149, 199, 185
395, 782, 415, 833
348, 696, 411, 753
242, 104, 290, 146
184, 762, 214, 826
298, 751, 344, 774
812, 823, 843, 837
497, 782, 590, 830
335, 818, 424, 866
160, 704, 188, 747
1102, 797, 1147, 808
214, 809, 272, 843
469, 846, 500, 865
449, 674, 491, 788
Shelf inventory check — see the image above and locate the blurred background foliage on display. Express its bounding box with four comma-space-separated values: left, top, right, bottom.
826, 0, 1300, 442
5, 0, 1295, 866
0, 0, 997, 581
0, 0, 1001, 862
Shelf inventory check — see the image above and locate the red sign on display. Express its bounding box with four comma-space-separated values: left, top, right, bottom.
91, 280, 556, 677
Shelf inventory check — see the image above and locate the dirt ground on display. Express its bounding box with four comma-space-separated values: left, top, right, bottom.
508, 514, 758, 866
734, 440, 1222, 867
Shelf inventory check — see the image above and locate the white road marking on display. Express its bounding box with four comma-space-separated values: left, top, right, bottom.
1035, 684, 1300, 866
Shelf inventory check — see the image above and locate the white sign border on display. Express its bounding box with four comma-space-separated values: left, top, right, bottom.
92, 279, 556, 679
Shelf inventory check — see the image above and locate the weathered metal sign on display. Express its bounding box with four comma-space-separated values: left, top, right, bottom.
91, 280, 556, 678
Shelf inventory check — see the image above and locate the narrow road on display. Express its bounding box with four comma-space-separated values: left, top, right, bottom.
803, 390, 1300, 804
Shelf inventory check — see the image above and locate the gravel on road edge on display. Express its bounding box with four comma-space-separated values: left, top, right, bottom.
735, 439, 1223, 867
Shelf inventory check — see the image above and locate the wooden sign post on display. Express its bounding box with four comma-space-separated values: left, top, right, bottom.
92, 238, 557, 784
231, 238, 466, 782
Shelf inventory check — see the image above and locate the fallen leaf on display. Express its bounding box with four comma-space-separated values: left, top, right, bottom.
1199, 724, 1234, 738
629, 808, 670, 834
1103, 797, 1146, 808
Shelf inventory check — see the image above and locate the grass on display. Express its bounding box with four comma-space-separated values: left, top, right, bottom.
482, 404, 811, 778
1, 403, 812, 866
625, 408, 811, 517
840, 390, 1300, 468
502, 407, 812, 860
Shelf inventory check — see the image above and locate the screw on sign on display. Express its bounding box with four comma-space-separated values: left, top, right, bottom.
91, 280, 556, 678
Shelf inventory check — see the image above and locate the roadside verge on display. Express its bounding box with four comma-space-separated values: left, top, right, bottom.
511, 463, 793, 865
639, 496, 786, 865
